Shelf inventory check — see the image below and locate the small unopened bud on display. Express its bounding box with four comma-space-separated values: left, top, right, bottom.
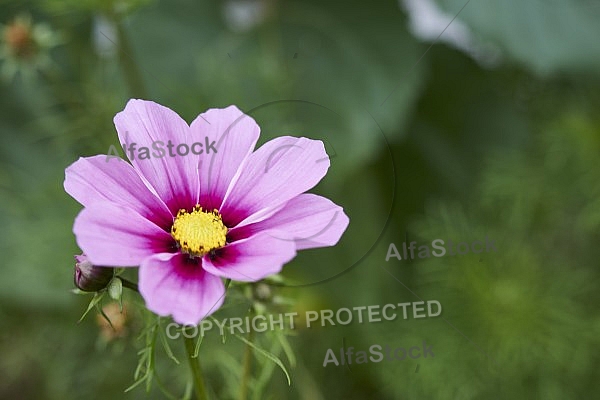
74, 254, 114, 292
253, 282, 272, 302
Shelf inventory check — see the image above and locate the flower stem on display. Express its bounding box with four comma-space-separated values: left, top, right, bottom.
183, 336, 209, 400
109, 13, 148, 98
239, 321, 255, 400
119, 277, 139, 292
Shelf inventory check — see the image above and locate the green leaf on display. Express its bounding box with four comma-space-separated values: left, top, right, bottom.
274, 331, 296, 368
434, 0, 600, 74
210, 316, 228, 344
126, 315, 159, 393
96, 303, 114, 330
77, 291, 105, 323
252, 351, 277, 400
193, 330, 203, 359
158, 326, 180, 365
233, 333, 291, 386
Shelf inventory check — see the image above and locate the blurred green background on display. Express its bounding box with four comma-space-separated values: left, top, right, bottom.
1, 0, 600, 399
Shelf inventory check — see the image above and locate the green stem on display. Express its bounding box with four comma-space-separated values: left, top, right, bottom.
111, 13, 148, 98
184, 335, 209, 400
119, 277, 139, 292
239, 318, 255, 400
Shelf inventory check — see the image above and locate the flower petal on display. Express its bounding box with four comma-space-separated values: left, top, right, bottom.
73, 203, 173, 267
202, 232, 297, 281
139, 253, 225, 325
114, 99, 199, 213
229, 194, 349, 250
64, 155, 172, 229
190, 105, 260, 210
220, 136, 330, 227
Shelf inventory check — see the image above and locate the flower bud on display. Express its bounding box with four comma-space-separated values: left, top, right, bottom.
74, 254, 114, 292
253, 282, 272, 302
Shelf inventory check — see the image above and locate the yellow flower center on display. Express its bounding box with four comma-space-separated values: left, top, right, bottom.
171, 205, 228, 257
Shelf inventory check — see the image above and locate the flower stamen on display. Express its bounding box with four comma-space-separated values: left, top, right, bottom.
171, 205, 227, 257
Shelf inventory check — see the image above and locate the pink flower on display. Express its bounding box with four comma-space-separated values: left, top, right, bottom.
64, 100, 349, 325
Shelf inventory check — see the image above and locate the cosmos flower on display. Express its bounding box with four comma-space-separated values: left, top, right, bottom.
65, 100, 349, 325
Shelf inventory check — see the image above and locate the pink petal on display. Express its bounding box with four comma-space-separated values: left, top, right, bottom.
139, 253, 225, 325
202, 232, 297, 282
73, 203, 173, 267
220, 136, 330, 227
190, 105, 260, 210
229, 194, 349, 250
64, 155, 173, 229
114, 99, 199, 214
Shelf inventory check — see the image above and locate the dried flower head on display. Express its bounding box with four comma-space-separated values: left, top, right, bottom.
96, 302, 128, 341
0, 14, 62, 80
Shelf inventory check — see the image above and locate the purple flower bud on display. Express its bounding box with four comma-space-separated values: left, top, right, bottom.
74, 254, 114, 292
